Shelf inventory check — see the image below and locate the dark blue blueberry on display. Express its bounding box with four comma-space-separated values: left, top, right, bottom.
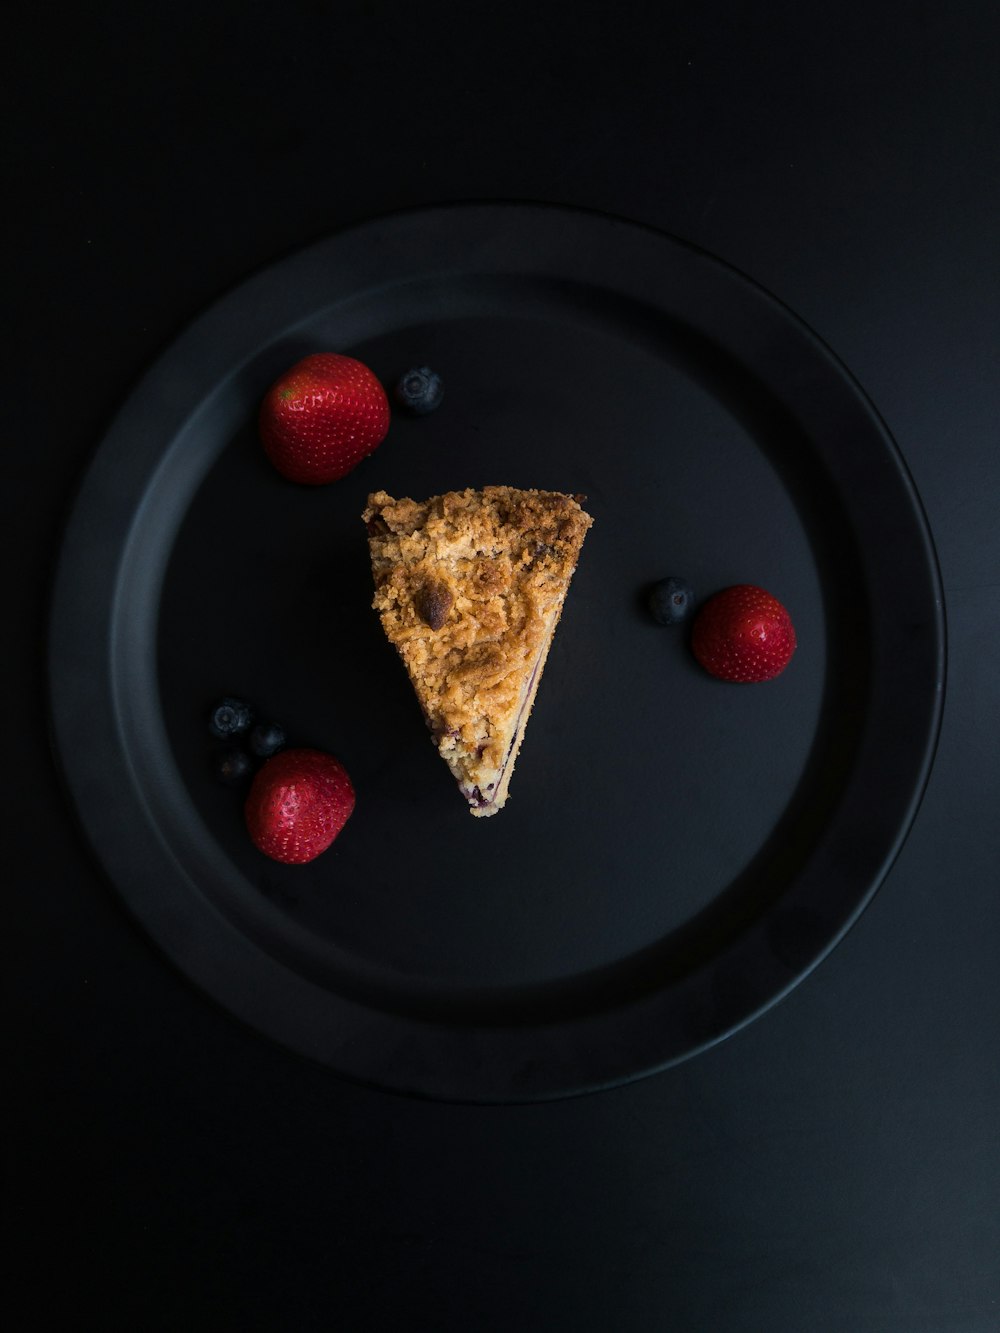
215, 745, 254, 786
393, 366, 444, 415
249, 721, 286, 758
208, 696, 254, 739
647, 577, 695, 626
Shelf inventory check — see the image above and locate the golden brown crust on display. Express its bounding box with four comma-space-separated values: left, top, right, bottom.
363, 486, 593, 797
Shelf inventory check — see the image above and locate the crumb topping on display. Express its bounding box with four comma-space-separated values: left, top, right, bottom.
363, 486, 593, 781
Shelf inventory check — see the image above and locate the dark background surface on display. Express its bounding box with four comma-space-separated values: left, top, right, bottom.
6, 2, 999, 1329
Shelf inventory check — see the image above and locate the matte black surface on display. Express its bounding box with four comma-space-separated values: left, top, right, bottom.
8, 0, 1000, 1326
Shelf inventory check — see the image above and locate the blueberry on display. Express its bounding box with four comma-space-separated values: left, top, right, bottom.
215, 745, 254, 786
647, 577, 695, 625
249, 721, 286, 758
208, 696, 254, 739
393, 366, 444, 415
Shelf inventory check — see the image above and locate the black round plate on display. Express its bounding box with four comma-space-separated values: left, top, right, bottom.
48, 204, 944, 1101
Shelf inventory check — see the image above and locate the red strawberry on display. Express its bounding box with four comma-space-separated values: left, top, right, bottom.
245, 748, 355, 864
259, 353, 390, 485
691, 584, 797, 682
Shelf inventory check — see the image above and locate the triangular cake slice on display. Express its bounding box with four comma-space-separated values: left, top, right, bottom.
363, 486, 593, 817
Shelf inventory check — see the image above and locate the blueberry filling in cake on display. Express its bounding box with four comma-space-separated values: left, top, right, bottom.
363, 486, 593, 816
